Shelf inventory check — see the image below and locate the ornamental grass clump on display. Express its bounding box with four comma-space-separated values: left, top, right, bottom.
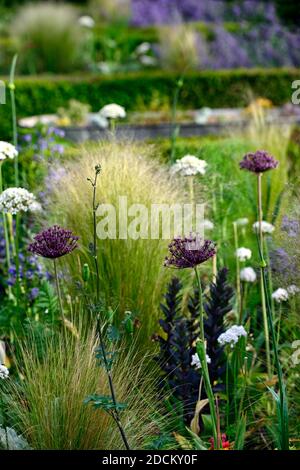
6, 328, 163, 450
11, 2, 87, 73
46, 141, 187, 340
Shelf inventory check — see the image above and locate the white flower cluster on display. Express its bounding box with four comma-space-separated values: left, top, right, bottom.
252, 221, 275, 234
240, 266, 257, 283
235, 218, 249, 227
78, 15, 95, 28
287, 285, 300, 296
0, 187, 40, 215
272, 288, 289, 303
0, 141, 18, 162
191, 352, 211, 369
0, 364, 9, 380
236, 247, 252, 262
218, 325, 247, 348
171, 155, 207, 177
99, 103, 126, 120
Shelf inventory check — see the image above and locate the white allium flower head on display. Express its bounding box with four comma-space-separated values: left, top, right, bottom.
135, 42, 151, 55
0, 141, 18, 162
236, 247, 252, 262
252, 220, 275, 234
170, 155, 207, 177
0, 187, 38, 215
235, 218, 249, 226
99, 104, 126, 119
78, 15, 95, 28
0, 364, 9, 380
272, 288, 289, 303
191, 352, 211, 369
218, 325, 247, 348
240, 267, 257, 283
287, 285, 300, 296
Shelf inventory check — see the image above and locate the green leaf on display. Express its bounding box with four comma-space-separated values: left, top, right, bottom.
84, 394, 127, 413
95, 348, 117, 370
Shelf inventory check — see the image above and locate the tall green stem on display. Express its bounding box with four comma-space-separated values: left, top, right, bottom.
194, 267, 218, 449
233, 222, 241, 321
14, 213, 20, 310
53, 258, 65, 322
257, 173, 271, 379
0, 165, 11, 271
256, 173, 289, 449
9, 54, 18, 186
89, 165, 130, 451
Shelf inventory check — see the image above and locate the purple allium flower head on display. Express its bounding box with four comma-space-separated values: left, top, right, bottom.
164, 235, 216, 269
239, 150, 279, 173
28, 225, 79, 259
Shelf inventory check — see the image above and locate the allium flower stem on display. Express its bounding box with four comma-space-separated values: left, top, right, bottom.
257, 173, 272, 379
233, 221, 241, 321
14, 213, 21, 309
9, 54, 19, 186
194, 267, 219, 449
256, 174, 289, 449
53, 258, 65, 322
0, 164, 11, 271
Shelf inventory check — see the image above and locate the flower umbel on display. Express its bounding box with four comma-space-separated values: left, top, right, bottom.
272, 288, 289, 303
253, 220, 275, 234
240, 266, 257, 283
236, 247, 252, 262
0, 141, 18, 161
0, 188, 39, 215
99, 103, 126, 120
217, 325, 247, 348
164, 235, 216, 269
0, 364, 9, 380
28, 225, 79, 259
239, 150, 279, 173
171, 155, 207, 177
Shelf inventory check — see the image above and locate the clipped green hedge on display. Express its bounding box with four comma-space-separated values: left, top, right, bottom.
0, 68, 299, 140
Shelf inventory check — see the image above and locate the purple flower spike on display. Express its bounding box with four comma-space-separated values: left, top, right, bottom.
164, 235, 216, 269
28, 225, 79, 259
239, 150, 279, 173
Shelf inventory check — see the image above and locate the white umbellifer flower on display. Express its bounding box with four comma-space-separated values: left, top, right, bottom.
0, 141, 18, 162
170, 155, 207, 177
252, 220, 275, 234
235, 218, 249, 226
78, 15, 95, 28
191, 352, 211, 369
99, 104, 126, 120
0, 188, 38, 215
135, 42, 151, 55
218, 325, 247, 348
240, 267, 257, 282
272, 288, 289, 303
287, 285, 300, 296
0, 364, 9, 380
236, 247, 252, 262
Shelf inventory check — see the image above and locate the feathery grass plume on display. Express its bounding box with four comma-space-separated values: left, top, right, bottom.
11, 2, 87, 73
46, 140, 187, 341
7, 327, 165, 449
158, 23, 200, 71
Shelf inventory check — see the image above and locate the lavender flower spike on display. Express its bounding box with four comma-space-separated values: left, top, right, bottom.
239, 150, 279, 173
28, 225, 79, 259
164, 235, 216, 269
